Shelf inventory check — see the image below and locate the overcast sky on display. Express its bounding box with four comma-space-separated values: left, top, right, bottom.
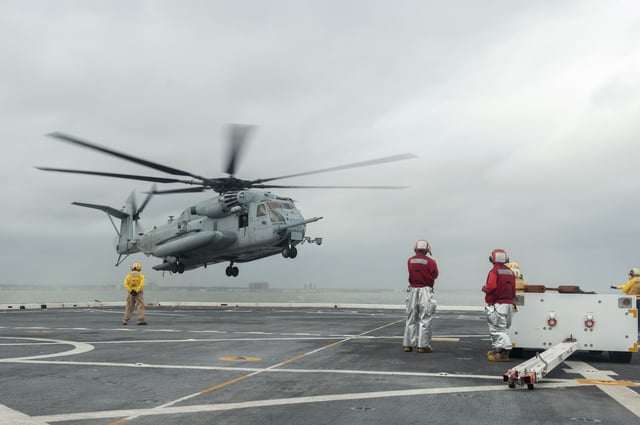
2, 1, 640, 294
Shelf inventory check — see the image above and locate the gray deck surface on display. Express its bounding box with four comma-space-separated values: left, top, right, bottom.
1, 305, 639, 424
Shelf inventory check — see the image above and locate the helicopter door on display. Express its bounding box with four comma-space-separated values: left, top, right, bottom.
238, 211, 248, 229
252, 202, 273, 244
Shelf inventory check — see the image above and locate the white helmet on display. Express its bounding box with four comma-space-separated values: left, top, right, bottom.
629, 267, 640, 277
490, 249, 509, 264
414, 240, 431, 254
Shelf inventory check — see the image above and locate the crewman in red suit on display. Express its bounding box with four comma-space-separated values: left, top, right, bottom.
403, 240, 439, 353
482, 249, 516, 361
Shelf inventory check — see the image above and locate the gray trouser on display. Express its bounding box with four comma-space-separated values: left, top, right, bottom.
403, 287, 436, 348
485, 303, 513, 350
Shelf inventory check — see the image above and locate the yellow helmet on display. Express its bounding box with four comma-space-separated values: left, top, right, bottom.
131, 262, 142, 272
629, 267, 640, 277
506, 262, 523, 279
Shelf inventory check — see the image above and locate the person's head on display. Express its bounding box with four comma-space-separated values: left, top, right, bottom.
629, 267, 640, 278
506, 261, 522, 278
131, 262, 142, 272
489, 249, 509, 264
414, 240, 431, 254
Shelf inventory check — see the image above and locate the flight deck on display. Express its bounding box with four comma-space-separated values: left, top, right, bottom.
1, 304, 639, 425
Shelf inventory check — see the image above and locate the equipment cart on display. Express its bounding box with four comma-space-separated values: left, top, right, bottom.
505, 285, 638, 389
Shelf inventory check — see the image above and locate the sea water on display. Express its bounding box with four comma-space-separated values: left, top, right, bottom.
0, 286, 484, 307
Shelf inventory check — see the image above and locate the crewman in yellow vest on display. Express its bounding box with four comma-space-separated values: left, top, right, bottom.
506, 261, 528, 291
611, 268, 640, 326
122, 262, 147, 325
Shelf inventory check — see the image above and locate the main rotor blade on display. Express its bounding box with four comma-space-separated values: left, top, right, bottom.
150, 187, 207, 195
252, 184, 409, 189
252, 153, 417, 184
47, 132, 207, 180
224, 124, 254, 176
35, 167, 195, 184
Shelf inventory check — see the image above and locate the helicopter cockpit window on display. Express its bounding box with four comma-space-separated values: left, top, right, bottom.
269, 209, 285, 223
266, 201, 294, 210
257, 202, 285, 223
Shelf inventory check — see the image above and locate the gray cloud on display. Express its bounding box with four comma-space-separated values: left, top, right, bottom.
2, 1, 640, 294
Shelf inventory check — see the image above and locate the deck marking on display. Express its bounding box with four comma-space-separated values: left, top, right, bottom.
565, 360, 640, 418
576, 378, 637, 386
108, 318, 405, 423
88, 336, 341, 344
0, 356, 571, 382
36, 381, 586, 423
0, 404, 50, 425
0, 337, 94, 361
219, 356, 262, 362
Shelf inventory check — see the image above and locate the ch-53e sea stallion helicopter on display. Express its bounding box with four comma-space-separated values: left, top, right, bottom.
37, 125, 414, 276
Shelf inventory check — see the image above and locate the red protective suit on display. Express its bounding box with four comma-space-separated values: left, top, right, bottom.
484, 264, 516, 305
407, 253, 439, 287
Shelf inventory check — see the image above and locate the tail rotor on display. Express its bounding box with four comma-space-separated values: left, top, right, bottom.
128, 184, 156, 235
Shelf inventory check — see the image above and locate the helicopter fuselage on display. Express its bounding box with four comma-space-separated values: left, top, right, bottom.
126, 190, 322, 275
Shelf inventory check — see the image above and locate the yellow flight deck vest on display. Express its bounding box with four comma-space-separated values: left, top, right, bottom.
628, 281, 640, 297
618, 276, 640, 299
124, 271, 145, 293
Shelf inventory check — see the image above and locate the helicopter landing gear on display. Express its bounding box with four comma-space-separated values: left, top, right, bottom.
225, 263, 239, 277
282, 245, 297, 259
171, 262, 185, 274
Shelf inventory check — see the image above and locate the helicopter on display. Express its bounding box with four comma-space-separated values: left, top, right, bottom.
37, 125, 415, 276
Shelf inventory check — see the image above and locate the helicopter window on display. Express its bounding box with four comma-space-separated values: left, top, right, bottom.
266, 201, 294, 210
239, 213, 248, 228
269, 209, 285, 223
257, 202, 285, 223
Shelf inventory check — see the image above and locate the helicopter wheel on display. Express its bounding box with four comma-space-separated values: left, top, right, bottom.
225, 265, 239, 277
289, 246, 297, 259
282, 247, 290, 258
177, 263, 185, 274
